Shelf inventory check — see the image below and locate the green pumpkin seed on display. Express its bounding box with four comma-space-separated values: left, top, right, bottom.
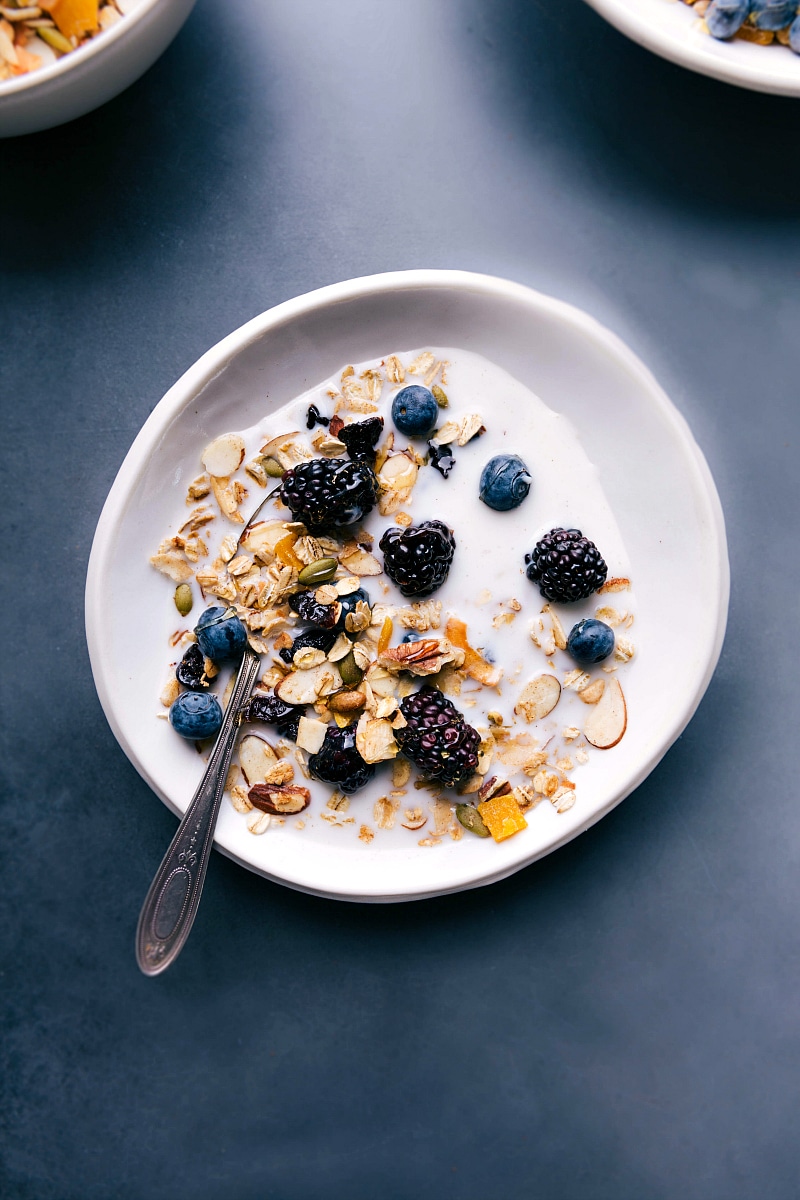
174, 583, 193, 616
456, 803, 490, 837
298, 557, 338, 586
262, 456, 285, 478
37, 27, 73, 55
338, 651, 364, 687
432, 384, 449, 408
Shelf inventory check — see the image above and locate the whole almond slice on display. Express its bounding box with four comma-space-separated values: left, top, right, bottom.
239, 734, 278, 785
201, 433, 246, 478
583, 678, 627, 749
514, 674, 561, 722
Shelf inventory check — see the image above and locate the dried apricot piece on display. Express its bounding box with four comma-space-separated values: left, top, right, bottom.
52, 0, 99, 40
477, 793, 528, 842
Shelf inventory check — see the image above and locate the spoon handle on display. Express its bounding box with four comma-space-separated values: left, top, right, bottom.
136, 647, 260, 976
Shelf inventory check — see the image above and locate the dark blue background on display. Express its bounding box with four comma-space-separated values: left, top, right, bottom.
2, 1, 799, 1196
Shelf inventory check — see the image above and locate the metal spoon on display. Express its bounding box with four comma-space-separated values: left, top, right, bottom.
136, 646, 261, 976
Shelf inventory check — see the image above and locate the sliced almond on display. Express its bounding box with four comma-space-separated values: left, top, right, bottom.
249, 783, 311, 815
578, 678, 605, 705
583, 678, 627, 749
201, 433, 246, 478
339, 547, 383, 576
274, 663, 343, 705
239, 734, 278, 785
514, 675, 561, 722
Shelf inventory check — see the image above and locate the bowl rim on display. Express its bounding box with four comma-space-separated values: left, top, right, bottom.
584, 0, 800, 96
86, 268, 730, 902
0, 0, 161, 96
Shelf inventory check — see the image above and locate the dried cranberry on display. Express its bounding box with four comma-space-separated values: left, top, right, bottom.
175, 644, 209, 691
288, 589, 340, 628
339, 416, 384, 466
279, 627, 338, 665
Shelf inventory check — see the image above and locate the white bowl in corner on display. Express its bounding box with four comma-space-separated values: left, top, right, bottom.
86, 270, 729, 902
0, 0, 196, 138
585, 0, 800, 95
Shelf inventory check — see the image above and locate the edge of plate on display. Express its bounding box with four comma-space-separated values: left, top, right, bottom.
584, 0, 800, 96
85, 269, 730, 902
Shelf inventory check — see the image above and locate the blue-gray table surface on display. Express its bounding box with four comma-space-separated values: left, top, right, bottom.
2, 1, 799, 1197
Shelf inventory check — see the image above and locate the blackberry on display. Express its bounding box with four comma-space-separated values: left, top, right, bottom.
240, 693, 305, 740
308, 725, 375, 793
279, 458, 378, 533
339, 416, 384, 466
395, 687, 480, 788
279, 627, 338, 665
379, 520, 455, 598
525, 528, 607, 603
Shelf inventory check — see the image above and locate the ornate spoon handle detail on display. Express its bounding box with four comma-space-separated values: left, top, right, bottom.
136, 647, 261, 976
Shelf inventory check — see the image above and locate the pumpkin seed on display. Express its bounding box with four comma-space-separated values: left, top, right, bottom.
262, 456, 285, 478
37, 27, 72, 54
174, 583, 193, 616
432, 384, 449, 408
338, 651, 364, 687
456, 803, 490, 837
298, 557, 337, 586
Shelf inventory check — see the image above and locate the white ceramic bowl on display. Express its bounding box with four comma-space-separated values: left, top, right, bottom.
86, 270, 729, 902
585, 0, 800, 95
0, 0, 196, 138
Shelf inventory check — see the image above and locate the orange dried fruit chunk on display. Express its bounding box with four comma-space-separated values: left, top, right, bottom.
477, 793, 528, 842
377, 616, 393, 655
274, 534, 304, 570
52, 0, 99, 40
445, 617, 501, 686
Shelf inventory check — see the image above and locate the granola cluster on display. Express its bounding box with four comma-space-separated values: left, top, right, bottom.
150, 349, 637, 848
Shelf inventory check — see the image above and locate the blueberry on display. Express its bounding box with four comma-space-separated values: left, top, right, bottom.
566, 619, 615, 666
479, 454, 532, 511
401, 632, 422, 643
169, 692, 224, 740
391, 385, 438, 438
706, 0, 749, 37
195, 606, 248, 663
791, 13, 800, 50
750, 0, 794, 29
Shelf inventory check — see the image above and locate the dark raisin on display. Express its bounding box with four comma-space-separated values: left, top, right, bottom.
428, 441, 456, 479
288, 589, 341, 628
279, 627, 338, 665
175, 643, 209, 691
240, 693, 305, 741
339, 416, 385, 466
306, 404, 329, 430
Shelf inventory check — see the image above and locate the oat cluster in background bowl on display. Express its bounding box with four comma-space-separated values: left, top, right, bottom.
0, 0, 196, 137
584, 0, 800, 94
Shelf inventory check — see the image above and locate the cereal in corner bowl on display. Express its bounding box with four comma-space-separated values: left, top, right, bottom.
0, 1, 128, 81
150, 348, 638, 849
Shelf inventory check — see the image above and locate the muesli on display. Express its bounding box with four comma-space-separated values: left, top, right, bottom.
151, 348, 637, 848
682, 0, 800, 52
0, 1, 127, 81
